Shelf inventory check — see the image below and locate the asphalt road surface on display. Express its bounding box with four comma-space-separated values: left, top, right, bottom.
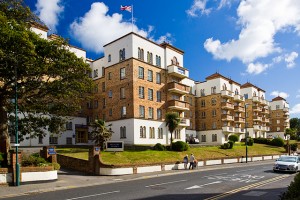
4, 161, 296, 200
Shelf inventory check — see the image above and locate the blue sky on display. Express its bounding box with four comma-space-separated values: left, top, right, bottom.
24, 0, 300, 118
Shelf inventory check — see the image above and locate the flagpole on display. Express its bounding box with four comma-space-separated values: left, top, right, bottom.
131, 4, 134, 32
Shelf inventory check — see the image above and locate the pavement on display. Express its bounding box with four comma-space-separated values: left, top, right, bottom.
0, 160, 290, 199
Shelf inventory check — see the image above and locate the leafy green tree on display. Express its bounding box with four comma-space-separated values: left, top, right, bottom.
90, 119, 113, 149
0, 0, 93, 153
289, 118, 300, 130
165, 112, 181, 150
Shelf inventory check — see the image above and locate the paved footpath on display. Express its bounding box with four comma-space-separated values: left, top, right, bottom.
0, 160, 291, 199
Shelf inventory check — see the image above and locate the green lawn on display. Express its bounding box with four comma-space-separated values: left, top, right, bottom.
56, 143, 287, 166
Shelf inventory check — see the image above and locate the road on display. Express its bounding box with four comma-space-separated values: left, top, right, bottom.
4, 160, 296, 200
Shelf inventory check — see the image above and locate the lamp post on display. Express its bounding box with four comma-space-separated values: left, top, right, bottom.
14, 63, 20, 186
245, 103, 249, 163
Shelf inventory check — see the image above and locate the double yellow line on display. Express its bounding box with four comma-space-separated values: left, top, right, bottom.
204, 174, 290, 200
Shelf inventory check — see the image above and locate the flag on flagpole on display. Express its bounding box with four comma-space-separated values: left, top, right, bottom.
120, 5, 132, 12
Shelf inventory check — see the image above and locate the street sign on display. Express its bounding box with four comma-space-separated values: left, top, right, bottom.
48, 147, 56, 155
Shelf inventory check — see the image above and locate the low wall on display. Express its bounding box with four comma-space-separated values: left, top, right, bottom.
57, 154, 92, 174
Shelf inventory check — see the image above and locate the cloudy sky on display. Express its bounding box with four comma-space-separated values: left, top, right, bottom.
25, 0, 300, 118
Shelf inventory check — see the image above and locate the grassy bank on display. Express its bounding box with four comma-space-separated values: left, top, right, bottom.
56, 143, 287, 166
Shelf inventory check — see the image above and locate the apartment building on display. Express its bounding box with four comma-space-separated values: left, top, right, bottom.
15, 25, 290, 147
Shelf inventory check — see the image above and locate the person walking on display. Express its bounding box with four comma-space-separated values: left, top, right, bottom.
183, 155, 188, 170
189, 153, 195, 169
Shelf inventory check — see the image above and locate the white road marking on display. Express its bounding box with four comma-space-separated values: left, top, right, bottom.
185, 181, 222, 190
236, 169, 254, 172
65, 191, 120, 200
145, 180, 187, 188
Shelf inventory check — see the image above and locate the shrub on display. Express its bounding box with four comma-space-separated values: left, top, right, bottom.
172, 141, 189, 152
220, 143, 231, 149
228, 141, 234, 149
153, 143, 166, 151
0, 153, 4, 167
51, 162, 61, 170
245, 137, 254, 146
253, 137, 270, 144
228, 135, 239, 143
270, 137, 284, 147
280, 172, 300, 199
290, 143, 298, 151
22, 153, 49, 167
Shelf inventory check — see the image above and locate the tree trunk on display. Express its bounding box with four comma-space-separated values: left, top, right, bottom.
0, 102, 10, 154
170, 132, 173, 150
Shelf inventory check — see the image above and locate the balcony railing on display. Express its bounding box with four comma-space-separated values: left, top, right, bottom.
253, 96, 260, 102
179, 118, 190, 127
222, 126, 234, 133
253, 116, 262, 121
234, 94, 245, 102
221, 102, 234, 110
221, 114, 234, 121
235, 128, 246, 134
260, 99, 268, 106
253, 125, 262, 130
167, 82, 190, 94
262, 118, 270, 123
167, 100, 189, 111
234, 106, 245, 112
167, 65, 189, 78
283, 107, 289, 112
262, 108, 269, 114
221, 90, 233, 98
234, 117, 245, 123
253, 106, 262, 112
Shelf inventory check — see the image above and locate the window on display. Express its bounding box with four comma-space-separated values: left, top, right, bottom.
66, 137, 72, 145
148, 107, 154, 119
253, 91, 257, 97
235, 89, 239, 95
211, 86, 216, 94
157, 91, 161, 102
201, 112, 206, 118
49, 136, 58, 144
277, 119, 280, 124
212, 109, 216, 117
138, 66, 144, 79
108, 54, 111, 62
244, 94, 248, 99
94, 100, 98, 108
276, 105, 280, 110
201, 100, 205, 107
277, 127, 280, 132
108, 72, 112, 80
148, 88, 153, 100
156, 73, 161, 84
109, 108, 112, 116
212, 134, 217, 142
211, 98, 217, 105
120, 126, 126, 138
120, 87, 125, 99
201, 123, 206, 130
121, 106, 126, 117
188, 97, 193, 105
38, 135, 43, 144
201, 135, 206, 142
103, 98, 106, 108
158, 128, 163, 139
138, 48, 144, 61
174, 129, 180, 139
156, 55, 161, 67
139, 86, 144, 98
148, 70, 153, 82
108, 90, 112, 98
76, 131, 87, 143
102, 82, 105, 92
140, 126, 146, 138
120, 67, 126, 80
119, 48, 125, 61
201, 89, 205, 96
157, 109, 162, 119
66, 122, 73, 130
139, 105, 145, 118
149, 127, 155, 138
147, 52, 153, 64
212, 122, 217, 129
222, 83, 227, 90
93, 69, 98, 78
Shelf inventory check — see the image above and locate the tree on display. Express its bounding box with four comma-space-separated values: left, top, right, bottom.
0, 0, 93, 153
90, 119, 113, 149
165, 112, 180, 150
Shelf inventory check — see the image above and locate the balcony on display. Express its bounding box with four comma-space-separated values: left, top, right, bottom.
167, 65, 189, 78
222, 126, 234, 133
253, 106, 262, 112
221, 102, 234, 110
235, 128, 246, 134
234, 94, 245, 102
179, 118, 190, 127
283, 107, 289, 112
221, 114, 234, 121
167, 99, 189, 111
253, 125, 262, 130
221, 90, 233, 98
168, 82, 190, 95
262, 108, 269, 114
234, 117, 245, 123
262, 118, 270, 123
253, 116, 262, 121
234, 105, 245, 112
253, 96, 260, 102
261, 126, 270, 132
260, 99, 269, 106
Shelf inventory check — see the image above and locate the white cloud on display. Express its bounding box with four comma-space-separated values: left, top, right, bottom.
246, 62, 269, 74
285, 51, 298, 68
70, 3, 169, 53
270, 91, 290, 99
296, 90, 300, 98
35, 0, 64, 33
186, 0, 212, 17
204, 0, 300, 63
217, 0, 236, 10
290, 104, 300, 114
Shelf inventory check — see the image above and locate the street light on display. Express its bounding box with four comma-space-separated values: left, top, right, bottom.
14, 62, 20, 186
244, 103, 249, 163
